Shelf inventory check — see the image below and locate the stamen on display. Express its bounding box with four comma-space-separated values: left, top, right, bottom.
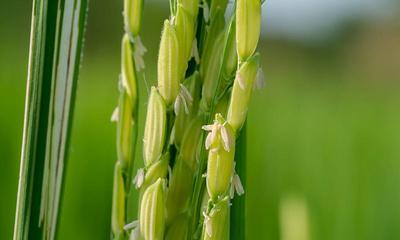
133, 36, 147, 71
255, 67, 265, 89
180, 84, 193, 104
118, 74, 124, 91
236, 72, 246, 90
174, 95, 182, 115
233, 173, 245, 196
220, 125, 231, 152
135, 36, 147, 55
133, 168, 145, 189
168, 166, 173, 179
203, 211, 212, 237
201, 1, 210, 22
130, 227, 140, 240
230, 184, 235, 199
191, 38, 200, 64
111, 107, 119, 122
205, 132, 213, 150
210, 124, 218, 144
203, 123, 219, 150
202, 124, 214, 131
181, 94, 190, 114
124, 220, 139, 231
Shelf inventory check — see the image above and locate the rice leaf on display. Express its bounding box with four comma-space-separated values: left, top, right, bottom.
13, 0, 88, 239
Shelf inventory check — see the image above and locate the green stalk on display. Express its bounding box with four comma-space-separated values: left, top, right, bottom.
230, 124, 246, 240
13, 0, 88, 239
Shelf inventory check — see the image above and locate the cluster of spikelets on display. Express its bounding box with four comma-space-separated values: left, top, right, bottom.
111, 0, 264, 239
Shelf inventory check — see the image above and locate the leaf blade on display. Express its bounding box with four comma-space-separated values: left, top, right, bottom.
13, 0, 88, 239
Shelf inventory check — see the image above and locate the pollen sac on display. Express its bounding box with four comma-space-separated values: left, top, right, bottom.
227, 53, 260, 132
140, 178, 166, 240
205, 114, 235, 200
143, 87, 167, 167
165, 214, 189, 240
202, 197, 230, 240
178, 0, 200, 18
117, 89, 134, 170
124, 0, 143, 36
142, 152, 169, 190
173, 73, 201, 147
236, 0, 261, 61
158, 20, 180, 106
175, 4, 195, 77
166, 158, 194, 224
121, 34, 138, 99
111, 162, 125, 239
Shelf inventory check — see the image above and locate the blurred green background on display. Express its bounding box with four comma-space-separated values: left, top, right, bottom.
1, 0, 400, 239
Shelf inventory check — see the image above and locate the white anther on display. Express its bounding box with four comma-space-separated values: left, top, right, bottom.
174, 95, 182, 115
203, 211, 212, 237
124, 220, 139, 231
129, 226, 140, 240
255, 67, 265, 90
133, 168, 145, 189
133, 36, 147, 71
111, 107, 119, 122
220, 124, 232, 152
236, 72, 246, 90
233, 173, 245, 196
191, 38, 200, 64
201, 1, 210, 22
180, 84, 193, 104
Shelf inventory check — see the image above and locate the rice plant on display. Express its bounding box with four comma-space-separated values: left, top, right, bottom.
13, 0, 88, 239
113, 0, 265, 239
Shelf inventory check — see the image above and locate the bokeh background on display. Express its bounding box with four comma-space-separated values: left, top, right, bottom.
1, 0, 400, 239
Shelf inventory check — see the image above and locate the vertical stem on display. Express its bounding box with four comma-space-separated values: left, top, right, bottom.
230, 124, 246, 240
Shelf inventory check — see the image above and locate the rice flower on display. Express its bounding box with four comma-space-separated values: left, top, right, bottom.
143, 87, 167, 167
158, 20, 180, 106
227, 53, 260, 132
124, 0, 144, 36
140, 178, 167, 240
203, 114, 235, 200
236, 0, 261, 61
